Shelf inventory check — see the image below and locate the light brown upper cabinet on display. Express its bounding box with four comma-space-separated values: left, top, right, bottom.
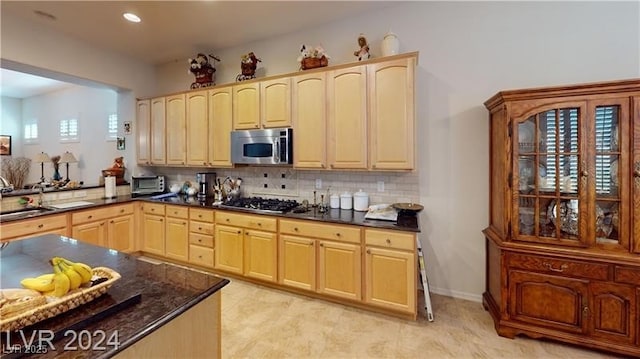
292, 72, 327, 169
260, 77, 291, 128
208, 86, 234, 167
327, 65, 368, 169
136, 99, 151, 165
186, 91, 209, 166
368, 56, 416, 170
233, 82, 260, 129
150, 97, 166, 165
166, 94, 186, 165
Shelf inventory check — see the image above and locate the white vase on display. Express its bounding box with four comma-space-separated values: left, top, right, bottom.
381, 32, 399, 57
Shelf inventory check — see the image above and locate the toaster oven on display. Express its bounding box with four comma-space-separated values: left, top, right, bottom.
131, 175, 165, 197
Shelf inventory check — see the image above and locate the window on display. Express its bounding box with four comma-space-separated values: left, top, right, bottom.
59, 118, 79, 142
24, 123, 38, 143
107, 113, 118, 141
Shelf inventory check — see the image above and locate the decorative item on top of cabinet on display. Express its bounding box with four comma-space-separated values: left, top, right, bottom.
236, 52, 261, 82
483, 78, 640, 357
188, 53, 220, 89
354, 34, 370, 61
381, 31, 399, 57
298, 44, 329, 70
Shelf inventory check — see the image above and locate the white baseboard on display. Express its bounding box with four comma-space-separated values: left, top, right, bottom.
429, 286, 483, 303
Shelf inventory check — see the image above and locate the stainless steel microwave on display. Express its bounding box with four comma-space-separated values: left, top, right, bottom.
231, 128, 293, 165
131, 175, 165, 197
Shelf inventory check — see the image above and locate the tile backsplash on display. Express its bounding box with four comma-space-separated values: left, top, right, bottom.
150, 167, 419, 206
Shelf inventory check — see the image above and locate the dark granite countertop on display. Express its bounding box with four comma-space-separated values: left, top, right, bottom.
0, 235, 230, 358
1, 195, 420, 232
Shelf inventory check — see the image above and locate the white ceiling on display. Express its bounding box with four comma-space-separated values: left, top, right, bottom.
1, 1, 395, 98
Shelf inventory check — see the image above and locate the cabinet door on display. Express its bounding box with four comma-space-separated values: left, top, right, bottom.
150, 97, 166, 165
509, 270, 588, 334
631, 96, 640, 254
589, 282, 636, 344
165, 217, 189, 262
279, 234, 316, 291
364, 246, 415, 314
208, 86, 233, 167
368, 57, 416, 170
233, 83, 260, 129
107, 214, 134, 253
136, 99, 151, 165
261, 78, 291, 128
143, 214, 165, 256
166, 94, 186, 165
318, 240, 361, 300
214, 224, 243, 274
244, 229, 277, 282
292, 72, 326, 169
186, 90, 209, 166
327, 66, 368, 169
72, 221, 105, 247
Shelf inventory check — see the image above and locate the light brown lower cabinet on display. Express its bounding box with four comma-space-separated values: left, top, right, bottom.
164, 205, 189, 262
188, 208, 215, 268
278, 234, 316, 291
71, 204, 135, 252
142, 203, 166, 256
318, 239, 361, 301
214, 224, 244, 274
243, 229, 277, 282
0, 214, 68, 242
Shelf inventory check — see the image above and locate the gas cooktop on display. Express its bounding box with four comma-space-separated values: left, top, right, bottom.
220, 197, 300, 214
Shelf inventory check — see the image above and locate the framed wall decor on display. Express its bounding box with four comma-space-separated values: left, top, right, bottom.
123, 121, 132, 135
0, 135, 11, 155
117, 136, 125, 150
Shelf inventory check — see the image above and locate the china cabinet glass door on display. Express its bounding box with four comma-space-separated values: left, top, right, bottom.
515, 102, 587, 246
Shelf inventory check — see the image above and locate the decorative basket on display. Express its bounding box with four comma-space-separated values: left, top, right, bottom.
301, 56, 328, 70
0, 267, 121, 332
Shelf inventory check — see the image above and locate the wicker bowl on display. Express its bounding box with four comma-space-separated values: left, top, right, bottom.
301, 56, 328, 70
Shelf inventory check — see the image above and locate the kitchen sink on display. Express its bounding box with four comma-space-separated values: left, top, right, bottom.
0, 207, 56, 220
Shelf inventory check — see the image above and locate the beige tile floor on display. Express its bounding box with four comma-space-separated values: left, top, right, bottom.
221, 280, 622, 359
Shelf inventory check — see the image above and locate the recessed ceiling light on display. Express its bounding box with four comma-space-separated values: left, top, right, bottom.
123, 13, 141, 23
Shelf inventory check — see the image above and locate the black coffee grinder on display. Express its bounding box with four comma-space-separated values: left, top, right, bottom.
196, 172, 217, 199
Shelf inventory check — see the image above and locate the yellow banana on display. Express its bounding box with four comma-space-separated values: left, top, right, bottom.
48, 263, 70, 297
54, 257, 93, 284
20, 275, 55, 292
58, 262, 81, 290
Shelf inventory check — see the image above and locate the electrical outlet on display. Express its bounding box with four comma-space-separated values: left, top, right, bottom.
377, 181, 385, 192
315, 179, 322, 189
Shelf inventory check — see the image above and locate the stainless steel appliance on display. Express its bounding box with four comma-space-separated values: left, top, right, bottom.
196, 172, 217, 198
220, 197, 299, 214
131, 175, 165, 197
231, 128, 292, 165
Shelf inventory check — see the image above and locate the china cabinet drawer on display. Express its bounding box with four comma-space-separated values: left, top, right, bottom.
190, 222, 214, 236
166, 205, 189, 219
71, 204, 134, 224
364, 229, 415, 251
508, 253, 609, 281
142, 203, 165, 216
215, 211, 277, 232
190, 208, 214, 222
1, 214, 68, 240
614, 266, 640, 286
190, 233, 214, 248
279, 219, 360, 243
189, 245, 214, 268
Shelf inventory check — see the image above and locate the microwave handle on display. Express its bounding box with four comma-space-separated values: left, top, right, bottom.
274, 139, 280, 163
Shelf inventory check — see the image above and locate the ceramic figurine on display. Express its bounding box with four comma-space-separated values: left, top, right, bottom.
354, 34, 370, 61
236, 52, 261, 81
188, 53, 220, 89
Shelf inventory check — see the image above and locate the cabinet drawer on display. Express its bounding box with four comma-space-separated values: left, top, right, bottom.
614, 266, 640, 286
190, 221, 214, 236
365, 229, 415, 251
215, 211, 277, 232
71, 204, 134, 224
508, 253, 609, 281
190, 208, 214, 222
166, 205, 189, 219
280, 219, 361, 243
142, 202, 165, 216
190, 233, 214, 248
1, 214, 68, 240
189, 245, 214, 268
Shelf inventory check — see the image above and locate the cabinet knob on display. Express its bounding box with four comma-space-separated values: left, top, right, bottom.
245, 231, 249, 235
110, 220, 114, 224
580, 170, 588, 177
38, 224, 44, 228
88, 215, 93, 219
120, 209, 125, 213
366, 249, 371, 254
198, 239, 202, 243
160, 218, 163, 222
199, 227, 203, 231
335, 233, 341, 237
226, 218, 230, 222
198, 255, 202, 259
320, 243, 324, 247
294, 227, 299, 231
198, 215, 203, 218
203, 162, 207, 165
309, 242, 314, 246
257, 222, 262, 226
386, 239, 391, 245
582, 306, 589, 316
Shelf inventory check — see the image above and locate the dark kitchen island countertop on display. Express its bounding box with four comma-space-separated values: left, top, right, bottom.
0, 235, 229, 358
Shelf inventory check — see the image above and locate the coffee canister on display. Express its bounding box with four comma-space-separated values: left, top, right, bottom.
381, 31, 400, 57
330, 194, 340, 209
353, 189, 369, 211
340, 192, 352, 210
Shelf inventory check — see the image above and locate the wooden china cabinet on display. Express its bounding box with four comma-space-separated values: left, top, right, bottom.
483, 79, 640, 357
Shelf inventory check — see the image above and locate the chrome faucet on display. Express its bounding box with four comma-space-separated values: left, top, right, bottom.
31, 184, 45, 207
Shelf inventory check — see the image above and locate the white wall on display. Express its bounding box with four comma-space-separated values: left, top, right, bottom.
20, 86, 120, 185
1, 2, 638, 300
153, 2, 639, 300
0, 96, 23, 157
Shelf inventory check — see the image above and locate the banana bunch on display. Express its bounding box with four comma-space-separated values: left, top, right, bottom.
20, 257, 93, 297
